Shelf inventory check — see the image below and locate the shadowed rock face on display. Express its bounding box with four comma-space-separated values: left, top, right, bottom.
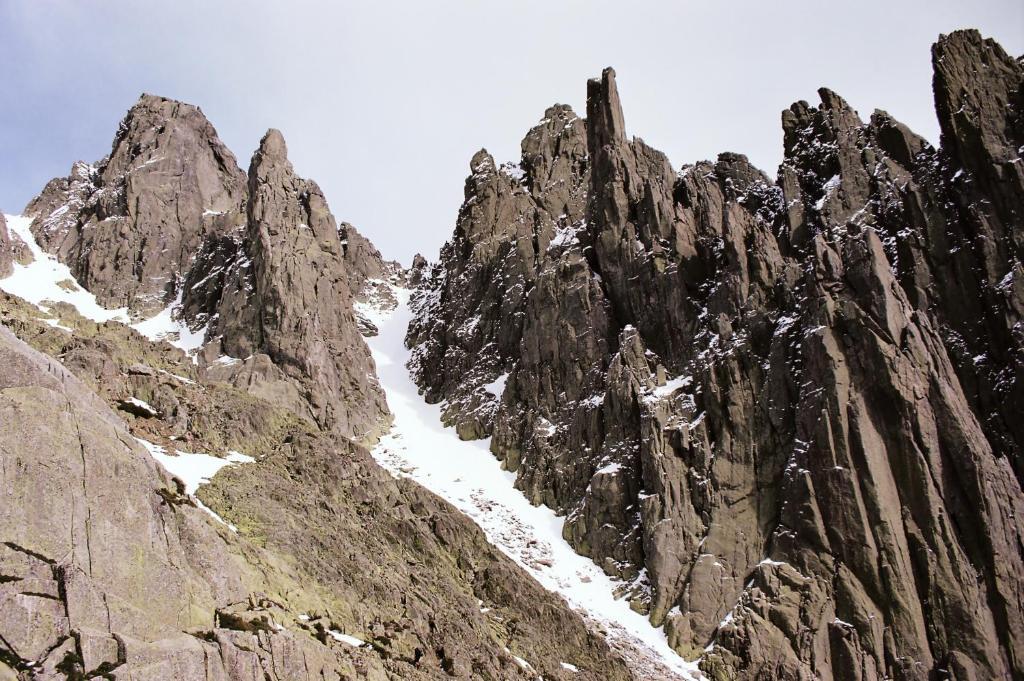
25, 94, 248, 317
409, 29, 1024, 680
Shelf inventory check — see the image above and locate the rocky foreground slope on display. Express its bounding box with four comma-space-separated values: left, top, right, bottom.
0, 98, 636, 678
408, 29, 1024, 680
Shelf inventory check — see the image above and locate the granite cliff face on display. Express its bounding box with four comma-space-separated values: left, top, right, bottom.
409, 29, 1024, 680
196, 129, 390, 442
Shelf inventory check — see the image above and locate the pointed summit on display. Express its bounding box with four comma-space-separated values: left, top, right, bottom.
24, 93, 247, 316
256, 128, 289, 160
932, 29, 1024, 173
203, 126, 390, 442
586, 67, 627, 152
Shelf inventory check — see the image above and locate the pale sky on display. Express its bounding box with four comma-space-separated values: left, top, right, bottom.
1, 1, 1021, 264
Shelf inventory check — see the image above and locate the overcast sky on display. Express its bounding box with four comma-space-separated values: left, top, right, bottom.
1, 1, 1021, 263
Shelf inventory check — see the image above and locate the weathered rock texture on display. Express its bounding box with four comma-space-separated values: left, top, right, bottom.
339, 220, 408, 337
409, 30, 1024, 680
25, 100, 390, 443
26, 94, 248, 317
408, 103, 589, 440
0, 291, 634, 681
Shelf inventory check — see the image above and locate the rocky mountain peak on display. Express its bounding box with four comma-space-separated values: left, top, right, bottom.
190, 127, 392, 442
254, 127, 289, 160
933, 28, 1023, 167
868, 109, 931, 168
20, 98, 393, 444
520, 104, 588, 220
245, 127, 336, 246
469, 148, 495, 175
25, 92, 247, 316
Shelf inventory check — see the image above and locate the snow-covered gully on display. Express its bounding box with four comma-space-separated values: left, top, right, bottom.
365, 290, 706, 680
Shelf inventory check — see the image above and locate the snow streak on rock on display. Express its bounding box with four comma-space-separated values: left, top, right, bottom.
0, 215, 130, 323
0, 214, 209, 359
135, 436, 254, 531
365, 288, 706, 680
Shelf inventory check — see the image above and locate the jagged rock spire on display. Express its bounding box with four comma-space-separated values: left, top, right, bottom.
409, 29, 1024, 681
587, 67, 627, 152
25, 94, 247, 316
0, 214, 11, 278
933, 29, 1024, 171
203, 128, 390, 442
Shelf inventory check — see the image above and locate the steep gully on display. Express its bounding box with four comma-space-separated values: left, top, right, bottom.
364, 290, 704, 679
0, 214, 701, 678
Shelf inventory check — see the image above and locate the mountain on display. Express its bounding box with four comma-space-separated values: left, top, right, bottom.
0, 96, 638, 678
2, 26, 1022, 681
408, 29, 1024, 680
26, 95, 248, 318
26, 102, 388, 444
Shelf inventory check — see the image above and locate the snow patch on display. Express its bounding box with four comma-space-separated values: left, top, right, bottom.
0, 214, 208, 360
0, 215, 129, 323
135, 437, 253, 531
226, 450, 256, 463
39, 317, 73, 332
653, 375, 692, 398
814, 175, 841, 211
327, 630, 365, 647
130, 290, 208, 360
482, 372, 509, 399
125, 397, 158, 417
595, 461, 623, 476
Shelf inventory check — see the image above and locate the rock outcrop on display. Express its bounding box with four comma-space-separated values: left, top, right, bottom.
409, 30, 1024, 680
25, 94, 248, 317
0, 214, 11, 277
340, 220, 407, 336
407, 103, 589, 440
